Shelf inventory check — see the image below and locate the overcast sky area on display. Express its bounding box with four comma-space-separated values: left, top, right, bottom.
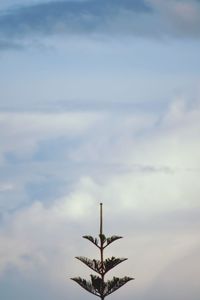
0, 0, 200, 299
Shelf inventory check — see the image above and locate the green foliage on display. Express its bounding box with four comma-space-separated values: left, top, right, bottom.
103, 276, 133, 297
71, 204, 134, 299
83, 235, 99, 247
75, 256, 128, 275
71, 277, 99, 297
105, 235, 123, 247
75, 257, 103, 274
71, 275, 134, 298
90, 275, 104, 295
104, 257, 127, 274
82, 235, 123, 248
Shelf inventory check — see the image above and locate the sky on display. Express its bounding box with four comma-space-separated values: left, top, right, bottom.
0, 0, 200, 299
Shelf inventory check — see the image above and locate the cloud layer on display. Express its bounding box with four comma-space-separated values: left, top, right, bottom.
0, 1, 199, 300
0, 0, 150, 38
1, 0, 200, 50
0, 96, 200, 299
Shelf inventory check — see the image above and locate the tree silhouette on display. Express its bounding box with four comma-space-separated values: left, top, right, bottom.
71, 203, 134, 299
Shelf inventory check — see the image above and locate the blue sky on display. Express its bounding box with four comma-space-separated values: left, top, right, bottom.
0, 0, 200, 299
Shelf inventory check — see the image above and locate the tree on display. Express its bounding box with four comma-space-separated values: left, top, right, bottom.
71, 203, 134, 300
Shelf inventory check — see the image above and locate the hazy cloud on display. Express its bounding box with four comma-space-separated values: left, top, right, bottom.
0, 2, 199, 299
0, 0, 200, 50
0, 40, 23, 50
148, 0, 200, 37
0, 0, 151, 39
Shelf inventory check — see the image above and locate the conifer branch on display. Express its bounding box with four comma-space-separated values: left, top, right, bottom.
71, 203, 134, 299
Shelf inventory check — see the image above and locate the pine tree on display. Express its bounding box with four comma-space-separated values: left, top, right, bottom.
71, 203, 134, 300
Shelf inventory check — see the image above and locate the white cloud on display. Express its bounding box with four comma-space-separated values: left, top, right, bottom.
0, 111, 103, 160
0, 183, 14, 192
0, 179, 199, 298
0, 96, 200, 299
